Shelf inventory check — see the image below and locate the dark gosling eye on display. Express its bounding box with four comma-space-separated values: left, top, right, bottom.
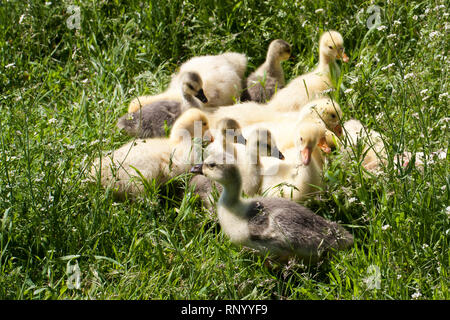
328, 46, 333, 49
207, 162, 217, 169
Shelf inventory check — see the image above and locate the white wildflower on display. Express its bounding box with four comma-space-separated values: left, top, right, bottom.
377, 25, 387, 31
446, 206, 450, 217
5, 63, 15, 69
381, 63, 395, 71
425, 8, 431, 14
393, 20, 401, 26
412, 15, 418, 20
19, 14, 26, 24
315, 8, 324, 14
422, 244, 429, 249
422, 96, 430, 102
411, 291, 422, 299
419, 89, 429, 95
382, 224, 390, 231
348, 197, 357, 203
344, 88, 354, 94
387, 33, 397, 39
429, 31, 441, 39
438, 92, 448, 100
404, 73, 415, 80
48, 118, 58, 124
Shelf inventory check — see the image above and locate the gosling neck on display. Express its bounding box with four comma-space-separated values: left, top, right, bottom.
219, 170, 244, 210
266, 54, 283, 76
317, 50, 335, 73
181, 92, 202, 111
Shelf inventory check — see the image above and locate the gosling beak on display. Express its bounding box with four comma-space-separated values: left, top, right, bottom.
333, 124, 343, 137
301, 147, 312, 166
190, 164, 203, 175
195, 89, 208, 103
204, 130, 214, 143
235, 134, 247, 145
340, 52, 349, 63
270, 146, 285, 160
318, 137, 332, 154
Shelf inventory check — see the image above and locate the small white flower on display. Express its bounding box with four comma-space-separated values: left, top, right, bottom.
420, 89, 429, 95
382, 224, 390, 231
48, 118, 58, 124
424, 8, 431, 14
422, 244, 429, 249
377, 25, 387, 31
422, 96, 431, 102
381, 63, 395, 71
404, 73, 415, 80
412, 15, 418, 20
429, 31, 441, 39
19, 14, 26, 24
45, 2, 52, 5
348, 197, 357, 203
387, 33, 397, 39
393, 20, 401, 26
5, 63, 15, 69
397, 274, 402, 280
411, 291, 422, 299
344, 88, 354, 94
438, 92, 448, 99
446, 206, 450, 217
315, 8, 324, 14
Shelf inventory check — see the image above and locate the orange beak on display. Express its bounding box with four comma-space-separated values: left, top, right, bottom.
333, 124, 343, 137
340, 52, 349, 63
301, 147, 312, 166
204, 131, 214, 143
318, 137, 331, 154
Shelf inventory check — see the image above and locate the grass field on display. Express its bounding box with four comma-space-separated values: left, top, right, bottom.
0, 0, 448, 300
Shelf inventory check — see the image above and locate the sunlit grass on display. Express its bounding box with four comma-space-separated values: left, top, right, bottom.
0, 0, 448, 299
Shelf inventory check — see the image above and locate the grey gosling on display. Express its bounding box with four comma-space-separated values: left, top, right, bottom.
117, 71, 208, 138
189, 118, 246, 211
244, 39, 291, 103
190, 160, 353, 264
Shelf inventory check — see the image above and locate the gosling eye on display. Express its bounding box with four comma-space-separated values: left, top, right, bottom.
207, 162, 217, 169
328, 46, 333, 49
331, 114, 336, 119
187, 84, 195, 91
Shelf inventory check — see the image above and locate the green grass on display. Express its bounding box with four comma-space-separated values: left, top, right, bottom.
0, 0, 448, 299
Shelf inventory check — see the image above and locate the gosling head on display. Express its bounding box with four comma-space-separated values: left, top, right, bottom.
267, 39, 291, 62
247, 128, 285, 160
216, 118, 247, 145
180, 71, 208, 103
191, 156, 241, 188
170, 108, 212, 144
303, 98, 343, 137
319, 30, 349, 63
295, 122, 330, 166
